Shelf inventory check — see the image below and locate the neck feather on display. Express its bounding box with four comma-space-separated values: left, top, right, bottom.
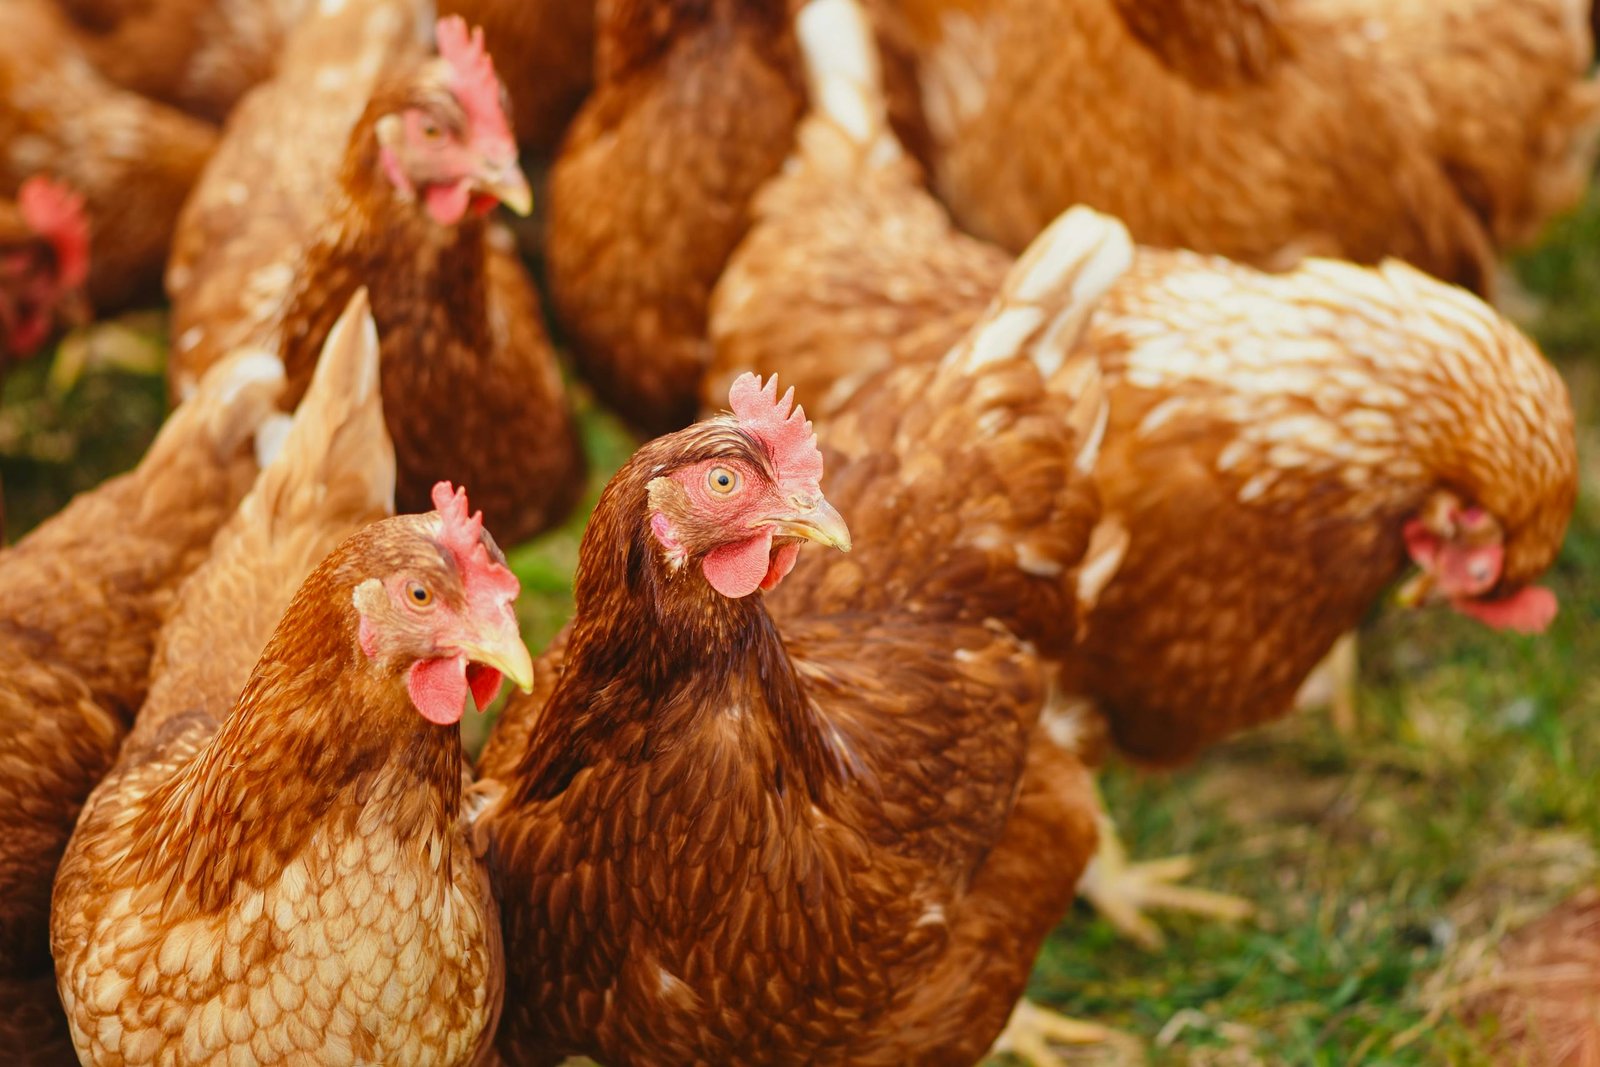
512, 450, 847, 806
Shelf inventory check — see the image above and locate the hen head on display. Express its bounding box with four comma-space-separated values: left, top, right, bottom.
374, 16, 531, 227
0, 176, 90, 360
646, 373, 852, 599
353, 481, 534, 725
1399, 489, 1561, 635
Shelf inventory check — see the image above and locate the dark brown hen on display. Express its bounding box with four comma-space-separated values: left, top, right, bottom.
480, 203, 1133, 1065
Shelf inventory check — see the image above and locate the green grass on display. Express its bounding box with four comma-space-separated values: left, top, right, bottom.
5, 192, 1599, 1064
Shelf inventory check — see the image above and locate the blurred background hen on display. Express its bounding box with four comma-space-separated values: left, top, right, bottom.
0, 0, 1597, 1064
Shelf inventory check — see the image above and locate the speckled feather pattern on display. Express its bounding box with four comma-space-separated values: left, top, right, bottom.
709, 13, 1576, 773
166, 0, 581, 544
545, 0, 805, 433
478, 207, 1126, 1065
883, 0, 1600, 294
0, 351, 283, 1055
0, 0, 218, 310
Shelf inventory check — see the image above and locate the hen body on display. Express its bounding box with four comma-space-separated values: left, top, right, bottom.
0, 348, 284, 1057
479, 201, 1132, 1063
545, 0, 804, 433
709, 0, 1577, 768
876, 0, 1600, 295
166, 0, 583, 544
0, 0, 216, 311
53, 297, 502, 1065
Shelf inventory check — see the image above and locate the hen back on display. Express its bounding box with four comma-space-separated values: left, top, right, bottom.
53, 0, 311, 123
880, 0, 1600, 295
0, 0, 217, 311
0, 347, 284, 1056
545, 0, 805, 434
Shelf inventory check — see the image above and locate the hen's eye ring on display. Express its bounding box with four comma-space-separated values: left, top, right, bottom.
708, 467, 739, 495
407, 581, 433, 606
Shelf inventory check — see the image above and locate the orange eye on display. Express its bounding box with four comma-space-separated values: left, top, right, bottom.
406, 581, 433, 607
707, 466, 739, 495
421, 120, 442, 139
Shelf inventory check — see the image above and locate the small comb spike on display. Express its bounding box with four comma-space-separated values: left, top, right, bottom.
728, 373, 825, 486
435, 16, 515, 155
18, 176, 89, 290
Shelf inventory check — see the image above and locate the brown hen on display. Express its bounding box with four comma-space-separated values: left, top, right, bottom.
0, 345, 285, 1058
0, 0, 216, 312
545, 0, 805, 434
709, 0, 1577, 945
873, 0, 1600, 296
52, 295, 522, 1062
167, 1, 583, 545
479, 199, 1133, 1064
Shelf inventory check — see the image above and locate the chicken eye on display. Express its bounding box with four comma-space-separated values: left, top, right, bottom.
707, 467, 739, 495
406, 581, 434, 607
420, 120, 442, 140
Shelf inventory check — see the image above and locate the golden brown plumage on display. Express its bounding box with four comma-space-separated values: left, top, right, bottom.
0, 0, 217, 312
51, 0, 310, 124
479, 197, 1131, 1064
132, 290, 396, 759
1459, 888, 1600, 1066
167, 0, 583, 545
0, 346, 284, 1057
438, 0, 596, 154
709, 0, 1579, 771
874, 0, 1600, 295
544, 0, 805, 433
52, 307, 517, 1062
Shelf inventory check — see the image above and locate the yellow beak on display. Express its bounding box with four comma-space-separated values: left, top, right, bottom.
765, 494, 852, 553
462, 618, 535, 693
477, 157, 533, 217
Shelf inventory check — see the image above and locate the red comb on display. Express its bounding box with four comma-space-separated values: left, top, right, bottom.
728, 373, 824, 487
431, 481, 519, 607
435, 16, 514, 155
18, 177, 89, 290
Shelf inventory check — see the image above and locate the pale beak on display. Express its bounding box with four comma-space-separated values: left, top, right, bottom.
476, 157, 533, 217
765, 494, 852, 553
461, 616, 535, 693
1395, 569, 1437, 609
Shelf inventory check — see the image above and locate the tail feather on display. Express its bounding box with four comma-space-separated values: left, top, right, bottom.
942, 206, 1134, 470
238, 287, 396, 536
142, 347, 284, 472
131, 290, 395, 744
793, 0, 902, 171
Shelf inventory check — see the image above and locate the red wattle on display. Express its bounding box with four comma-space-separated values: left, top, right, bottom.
1453, 585, 1559, 635
467, 663, 503, 712
703, 532, 774, 598
407, 656, 468, 725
